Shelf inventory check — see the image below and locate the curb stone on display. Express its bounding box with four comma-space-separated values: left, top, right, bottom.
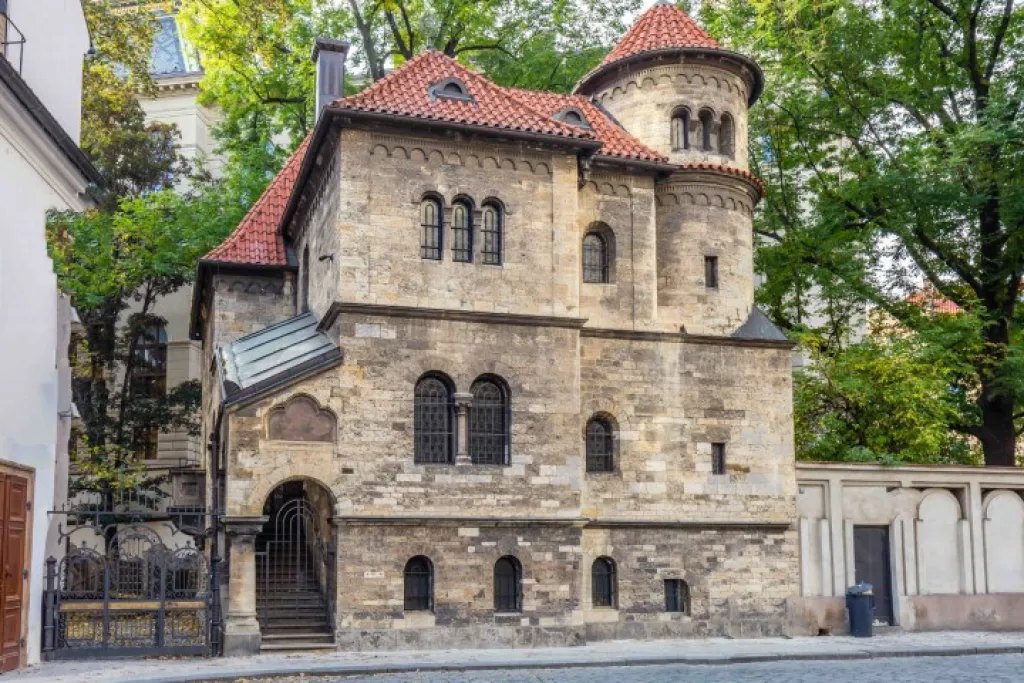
126, 647, 1024, 683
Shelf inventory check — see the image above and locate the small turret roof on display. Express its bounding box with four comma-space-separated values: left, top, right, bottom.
600, 2, 721, 68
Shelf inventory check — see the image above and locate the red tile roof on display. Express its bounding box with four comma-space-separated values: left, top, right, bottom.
202, 135, 310, 266
907, 289, 961, 315
678, 162, 764, 195
600, 2, 721, 68
506, 88, 667, 163
333, 51, 593, 141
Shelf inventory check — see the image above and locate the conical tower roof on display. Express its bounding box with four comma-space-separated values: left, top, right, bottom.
599, 1, 721, 68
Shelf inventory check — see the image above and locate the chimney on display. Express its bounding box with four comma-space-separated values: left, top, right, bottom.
311, 38, 350, 123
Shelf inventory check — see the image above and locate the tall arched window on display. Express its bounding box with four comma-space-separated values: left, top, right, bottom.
469, 376, 509, 465
719, 113, 735, 158
300, 246, 310, 313
404, 556, 433, 611
481, 202, 503, 265
494, 556, 522, 612
421, 197, 443, 260
586, 416, 614, 473
414, 374, 454, 464
592, 557, 617, 608
699, 109, 715, 152
452, 199, 473, 263
671, 108, 690, 150
132, 324, 168, 460
582, 232, 609, 283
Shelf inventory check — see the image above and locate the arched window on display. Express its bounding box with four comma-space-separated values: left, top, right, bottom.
404, 556, 433, 611
300, 246, 310, 313
582, 232, 609, 283
420, 197, 443, 260
592, 557, 617, 608
665, 579, 690, 614
481, 202, 503, 265
452, 199, 473, 263
671, 108, 690, 150
586, 416, 614, 473
414, 374, 454, 464
469, 376, 509, 465
720, 113, 735, 158
699, 109, 715, 152
494, 556, 522, 612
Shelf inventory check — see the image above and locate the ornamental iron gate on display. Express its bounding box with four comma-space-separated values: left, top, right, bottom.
42, 498, 218, 660
256, 493, 335, 641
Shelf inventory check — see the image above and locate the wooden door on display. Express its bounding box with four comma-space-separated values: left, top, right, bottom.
853, 525, 894, 625
0, 473, 28, 672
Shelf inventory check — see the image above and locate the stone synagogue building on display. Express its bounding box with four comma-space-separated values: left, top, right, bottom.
191, 3, 800, 654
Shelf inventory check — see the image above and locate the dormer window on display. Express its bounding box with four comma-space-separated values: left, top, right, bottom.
430, 77, 474, 102
555, 107, 590, 128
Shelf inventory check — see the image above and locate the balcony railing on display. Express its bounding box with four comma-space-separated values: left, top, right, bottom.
0, 7, 25, 74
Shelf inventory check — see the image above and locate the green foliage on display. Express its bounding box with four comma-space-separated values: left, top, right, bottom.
707, 0, 1024, 465
794, 332, 977, 465
179, 0, 639, 156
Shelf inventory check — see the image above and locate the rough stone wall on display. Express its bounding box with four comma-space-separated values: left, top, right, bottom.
577, 170, 659, 330
582, 526, 798, 639
655, 173, 756, 335
333, 523, 584, 649
594, 62, 751, 170
298, 143, 342, 320
324, 129, 581, 318
581, 336, 795, 524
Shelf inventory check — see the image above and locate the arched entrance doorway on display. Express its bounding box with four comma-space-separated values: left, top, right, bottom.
256, 480, 335, 647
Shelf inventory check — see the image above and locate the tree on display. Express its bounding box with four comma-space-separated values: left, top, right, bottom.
707, 0, 1024, 465
48, 2, 275, 502
178, 0, 639, 154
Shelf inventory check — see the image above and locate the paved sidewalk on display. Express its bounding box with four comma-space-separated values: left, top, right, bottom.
10, 631, 1024, 683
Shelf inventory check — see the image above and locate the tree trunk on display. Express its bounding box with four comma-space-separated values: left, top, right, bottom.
977, 318, 1017, 466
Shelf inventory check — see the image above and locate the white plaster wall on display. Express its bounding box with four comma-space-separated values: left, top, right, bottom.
6, 0, 89, 142
139, 88, 224, 179
916, 491, 964, 594
984, 491, 1024, 593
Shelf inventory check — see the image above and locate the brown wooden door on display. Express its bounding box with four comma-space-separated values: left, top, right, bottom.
853, 525, 894, 625
0, 473, 28, 672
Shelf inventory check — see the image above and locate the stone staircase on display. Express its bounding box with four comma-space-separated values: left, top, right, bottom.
256, 546, 335, 651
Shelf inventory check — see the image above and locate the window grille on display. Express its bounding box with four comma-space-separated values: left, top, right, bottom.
493, 556, 522, 612
421, 198, 443, 260
481, 204, 502, 265
712, 442, 726, 475
452, 201, 472, 262
704, 255, 719, 289
665, 579, 690, 614
414, 375, 454, 464
582, 233, 609, 283
671, 109, 690, 150
469, 378, 508, 465
404, 556, 433, 611
586, 417, 614, 473
592, 557, 616, 608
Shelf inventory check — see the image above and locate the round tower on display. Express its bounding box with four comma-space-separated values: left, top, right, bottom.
576, 1, 764, 336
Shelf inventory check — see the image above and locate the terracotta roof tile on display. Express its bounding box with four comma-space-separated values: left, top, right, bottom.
600, 2, 721, 68
333, 51, 593, 141
679, 161, 764, 194
907, 289, 961, 314
202, 135, 310, 266
506, 88, 668, 163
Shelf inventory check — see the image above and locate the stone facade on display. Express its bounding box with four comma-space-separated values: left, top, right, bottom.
200, 8, 800, 654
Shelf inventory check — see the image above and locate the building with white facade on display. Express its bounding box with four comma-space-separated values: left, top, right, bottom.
0, 0, 99, 670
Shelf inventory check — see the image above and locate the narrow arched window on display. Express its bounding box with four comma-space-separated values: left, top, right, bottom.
481, 203, 502, 265
586, 417, 614, 473
414, 374, 454, 464
582, 232, 609, 283
671, 108, 690, 150
452, 200, 472, 263
421, 197, 443, 260
469, 376, 509, 465
699, 110, 714, 152
720, 113, 735, 158
300, 246, 310, 313
494, 556, 522, 612
592, 557, 617, 608
404, 556, 433, 611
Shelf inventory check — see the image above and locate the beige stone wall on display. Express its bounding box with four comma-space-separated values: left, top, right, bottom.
593, 62, 751, 171
655, 172, 757, 335
314, 129, 581, 319
581, 336, 795, 523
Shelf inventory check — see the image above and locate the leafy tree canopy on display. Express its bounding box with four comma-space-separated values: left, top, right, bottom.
707, 0, 1024, 465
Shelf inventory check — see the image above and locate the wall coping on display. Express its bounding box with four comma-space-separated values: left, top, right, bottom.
796, 461, 1024, 486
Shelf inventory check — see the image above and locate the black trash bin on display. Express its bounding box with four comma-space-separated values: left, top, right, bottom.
846, 582, 874, 638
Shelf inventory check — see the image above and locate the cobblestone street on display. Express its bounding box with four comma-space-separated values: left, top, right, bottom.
268, 654, 1024, 683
